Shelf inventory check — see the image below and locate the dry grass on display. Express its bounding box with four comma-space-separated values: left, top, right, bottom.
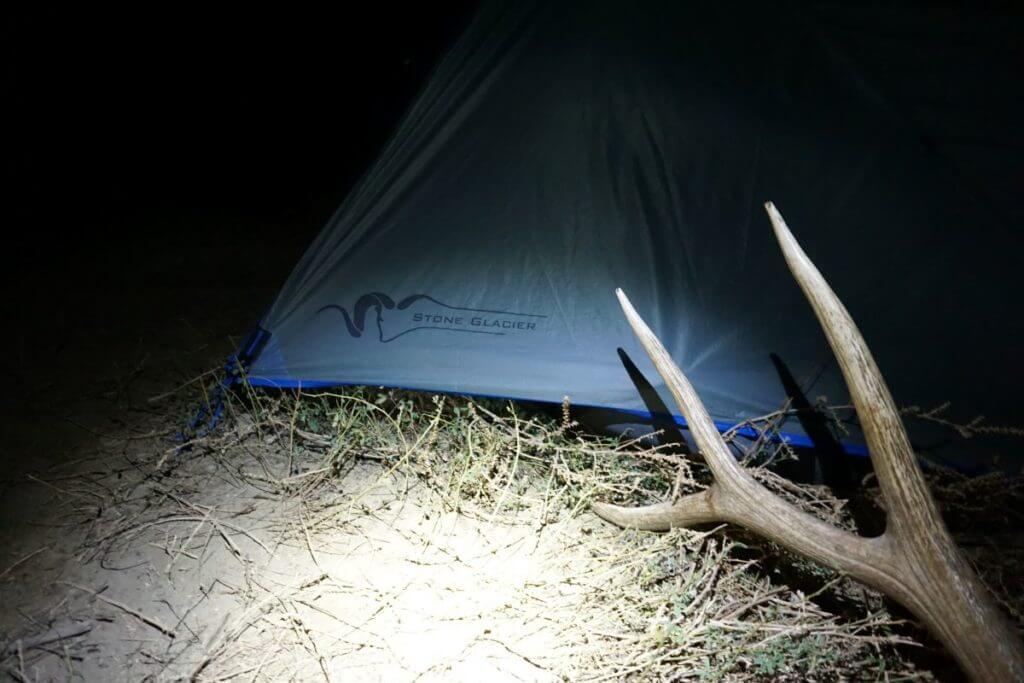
2, 377, 1021, 681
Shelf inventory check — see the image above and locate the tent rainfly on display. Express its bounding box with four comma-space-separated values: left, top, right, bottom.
238, 1, 1024, 472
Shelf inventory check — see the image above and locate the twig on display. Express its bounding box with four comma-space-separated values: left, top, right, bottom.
0, 547, 48, 582
148, 368, 220, 403
60, 582, 175, 638
2, 619, 94, 655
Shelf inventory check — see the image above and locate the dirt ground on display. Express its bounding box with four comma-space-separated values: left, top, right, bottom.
0, 413, 618, 680
0, 215, 626, 681
0, 213, 290, 679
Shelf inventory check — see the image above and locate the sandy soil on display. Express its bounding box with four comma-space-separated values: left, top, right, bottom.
0, 215, 283, 679
0, 416, 619, 680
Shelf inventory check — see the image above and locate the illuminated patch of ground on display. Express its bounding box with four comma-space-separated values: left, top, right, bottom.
2, 390, 1020, 680
0, 412, 622, 681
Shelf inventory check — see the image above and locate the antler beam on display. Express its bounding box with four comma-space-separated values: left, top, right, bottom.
593, 202, 1023, 681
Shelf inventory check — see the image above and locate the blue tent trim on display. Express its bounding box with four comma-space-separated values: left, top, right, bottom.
182, 325, 871, 459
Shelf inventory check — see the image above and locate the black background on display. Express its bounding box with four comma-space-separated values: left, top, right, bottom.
7, 5, 478, 286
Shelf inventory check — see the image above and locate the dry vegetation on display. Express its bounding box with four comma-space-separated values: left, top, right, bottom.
1, 378, 1021, 681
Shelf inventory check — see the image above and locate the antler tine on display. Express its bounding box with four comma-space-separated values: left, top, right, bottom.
591, 290, 738, 530
763, 202, 1023, 680
590, 489, 719, 531
763, 202, 940, 539
614, 288, 746, 487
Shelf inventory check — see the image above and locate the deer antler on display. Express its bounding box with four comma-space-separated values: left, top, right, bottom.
593, 202, 1023, 681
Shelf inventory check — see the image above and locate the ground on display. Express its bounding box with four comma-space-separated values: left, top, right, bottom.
0, 214, 1020, 682
0, 214, 285, 679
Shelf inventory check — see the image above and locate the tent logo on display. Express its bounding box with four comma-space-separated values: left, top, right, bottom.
317, 293, 546, 343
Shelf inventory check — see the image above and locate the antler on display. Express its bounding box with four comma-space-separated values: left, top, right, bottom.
593, 202, 1024, 681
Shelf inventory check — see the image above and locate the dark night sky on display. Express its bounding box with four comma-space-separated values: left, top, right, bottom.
7, 6, 477, 282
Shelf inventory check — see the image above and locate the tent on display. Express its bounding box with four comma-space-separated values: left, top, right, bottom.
238, 1, 1024, 471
